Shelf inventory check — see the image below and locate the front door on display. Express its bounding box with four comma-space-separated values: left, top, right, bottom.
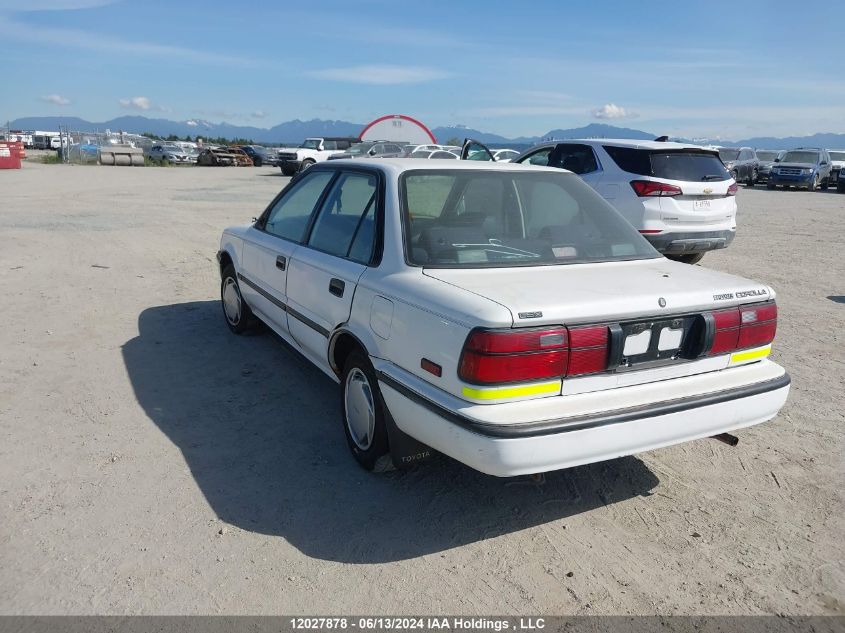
285, 170, 380, 370
460, 138, 496, 161
240, 170, 335, 333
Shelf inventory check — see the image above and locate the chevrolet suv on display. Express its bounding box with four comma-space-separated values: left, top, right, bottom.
513, 139, 737, 264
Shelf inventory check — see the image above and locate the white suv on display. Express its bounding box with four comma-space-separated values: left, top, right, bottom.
513, 139, 738, 264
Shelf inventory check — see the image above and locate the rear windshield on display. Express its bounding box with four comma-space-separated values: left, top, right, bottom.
781, 151, 819, 164
401, 170, 659, 268
603, 145, 729, 182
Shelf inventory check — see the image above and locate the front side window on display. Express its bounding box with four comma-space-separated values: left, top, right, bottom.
300, 139, 321, 150
401, 170, 658, 268
308, 172, 378, 263
263, 171, 333, 242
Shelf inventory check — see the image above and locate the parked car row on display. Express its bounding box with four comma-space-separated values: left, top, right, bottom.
714, 145, 842, 192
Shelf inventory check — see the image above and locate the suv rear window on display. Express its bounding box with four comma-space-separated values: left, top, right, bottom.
603, 146, 730, 182
401, 170, 658, 268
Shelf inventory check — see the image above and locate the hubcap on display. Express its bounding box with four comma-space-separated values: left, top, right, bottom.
222, 277, 241, 325
344, 368, 375, 450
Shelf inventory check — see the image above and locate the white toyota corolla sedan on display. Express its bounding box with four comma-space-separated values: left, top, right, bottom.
217, 159, 790, 477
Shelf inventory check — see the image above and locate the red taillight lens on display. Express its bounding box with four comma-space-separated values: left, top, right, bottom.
727, 182, 738, 196
567, 326, 610, 376
737, 303, 777, 348
459, 328, 569, 384
458, 325, 610, 385
708, 302, 777, 355
630, 180, 682, 197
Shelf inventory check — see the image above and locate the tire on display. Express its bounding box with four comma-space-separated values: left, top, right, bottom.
808, 174, 818, 191
281, 166, 296, 176
220, 264, 254, 334
838, 181, 845, 193
341, 349, 390, 471
767, 182, 776, 190
253, 157, 263, 167
747, 169, 756, 187
666, 253, 705, 265
820, 178, 828, 191
299, 159, 315, 173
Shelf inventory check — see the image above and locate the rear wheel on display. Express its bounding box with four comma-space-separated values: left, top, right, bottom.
666, 253, 705, 265
341, 350, 390, 471
221, 264, 254, 334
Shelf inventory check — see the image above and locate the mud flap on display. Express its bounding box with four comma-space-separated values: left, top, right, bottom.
384, 405, 435, 470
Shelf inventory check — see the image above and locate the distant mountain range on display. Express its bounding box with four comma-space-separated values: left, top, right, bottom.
8, 115, 845, 150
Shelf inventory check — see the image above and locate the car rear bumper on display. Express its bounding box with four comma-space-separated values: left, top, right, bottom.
376, 359, 789, 477
643, 229, 736, 254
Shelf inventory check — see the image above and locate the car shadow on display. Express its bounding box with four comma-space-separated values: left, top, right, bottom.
827, 295, 845, 304
122, 301, 659, 563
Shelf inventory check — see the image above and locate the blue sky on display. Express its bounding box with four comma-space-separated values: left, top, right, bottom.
0, 0, 841, 140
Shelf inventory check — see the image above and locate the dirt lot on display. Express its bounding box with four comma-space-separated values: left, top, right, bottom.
1, 162, 843, 615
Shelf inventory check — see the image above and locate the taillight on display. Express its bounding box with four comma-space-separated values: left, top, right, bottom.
708, 302, 777, 355
630, 180, 682, 197
727, 182, 738, 196
458, 325, 610, 385
459, 328, 568, 384
568, 326, 610, 376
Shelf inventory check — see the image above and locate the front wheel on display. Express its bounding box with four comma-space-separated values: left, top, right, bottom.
820, 178, 829, 191
666, 253, 705, 265
299, 159, 315, 173
341, 350, 390, 471
767, 182, 776, 190
808, 174, 818, 191
221, 264, 254, 334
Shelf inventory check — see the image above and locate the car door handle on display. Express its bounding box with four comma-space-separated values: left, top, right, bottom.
329, 278, 345, 297
276, 255, 286, 271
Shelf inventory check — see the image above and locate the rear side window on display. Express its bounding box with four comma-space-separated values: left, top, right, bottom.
308, 172, 378, 263
603, 146, 729, 182
323, 140, 338, 150
548, 144, 600, 174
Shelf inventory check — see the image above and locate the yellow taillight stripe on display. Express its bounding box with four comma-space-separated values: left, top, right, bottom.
462, 380, 561, 401
730, 345, 771, 363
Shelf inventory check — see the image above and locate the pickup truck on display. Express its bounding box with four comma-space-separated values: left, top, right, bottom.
277, 137, 359, 176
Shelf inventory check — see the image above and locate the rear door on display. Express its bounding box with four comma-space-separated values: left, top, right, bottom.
240, 170, 335, 333
285, 169, 381, 370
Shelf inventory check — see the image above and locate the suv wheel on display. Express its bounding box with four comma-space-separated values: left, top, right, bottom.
820, 177, 829, 191
808, 174, 818, 191
299, 159, 315, 173
747, 169, 756, 187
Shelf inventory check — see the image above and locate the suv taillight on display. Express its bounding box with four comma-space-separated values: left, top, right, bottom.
458, 326, 610, 385
727, 182, 738, 196
630, 180, 682, 197
709, 302, 777, 355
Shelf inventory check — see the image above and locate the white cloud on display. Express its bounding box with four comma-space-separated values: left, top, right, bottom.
308, 65, 451, 85
592, 103, 635, 119
40, 93, 70, 106
119, 96, 157, 111
251, 110, 267, 119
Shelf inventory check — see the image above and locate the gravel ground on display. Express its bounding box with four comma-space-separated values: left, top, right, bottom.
1, 163, 843, 615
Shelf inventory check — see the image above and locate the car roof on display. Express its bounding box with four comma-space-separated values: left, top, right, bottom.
531, 138, 716, 152
317, 158, 569, 175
